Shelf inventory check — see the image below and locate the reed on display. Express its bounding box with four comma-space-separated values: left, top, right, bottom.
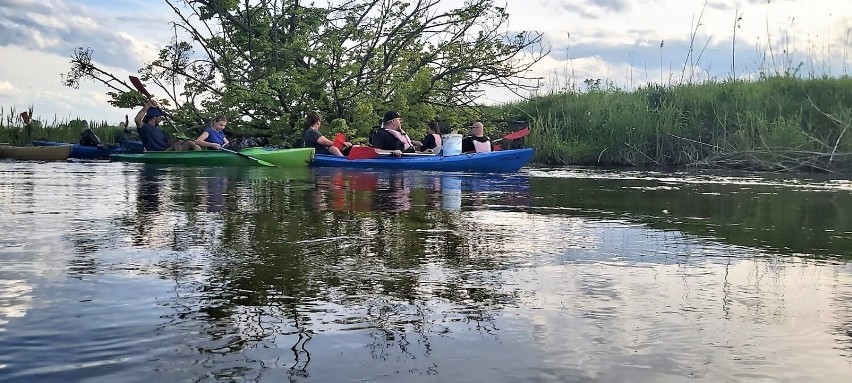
0, 108, 123, 146
494, 75, 852, 172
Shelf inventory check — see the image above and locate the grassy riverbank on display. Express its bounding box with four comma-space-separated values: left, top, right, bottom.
4, 76, 851, 173
495, 76, 852, 173
0, 107, 121, 146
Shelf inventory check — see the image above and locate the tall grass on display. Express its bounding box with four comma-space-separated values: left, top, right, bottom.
0, 106, 123, 146
494, 76, 852, 172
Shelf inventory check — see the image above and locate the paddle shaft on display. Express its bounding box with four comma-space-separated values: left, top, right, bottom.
218, 147, 277, 167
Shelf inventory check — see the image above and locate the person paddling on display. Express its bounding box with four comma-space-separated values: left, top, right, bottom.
134, 99, 200, 152
302, 111, 351, 156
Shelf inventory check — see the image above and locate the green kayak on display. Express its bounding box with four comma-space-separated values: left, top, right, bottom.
111, 147, 315, 167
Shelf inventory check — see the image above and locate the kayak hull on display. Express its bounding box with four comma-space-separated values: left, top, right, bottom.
0, 144, 72, 161
33, 140, 144, 159
311, 148, 534, 172
111, 147, 315, 167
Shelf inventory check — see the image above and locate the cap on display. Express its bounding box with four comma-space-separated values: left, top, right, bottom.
383, 111, 400, 123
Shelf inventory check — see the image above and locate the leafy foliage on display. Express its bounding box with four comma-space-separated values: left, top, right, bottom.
64, 0, 546, 146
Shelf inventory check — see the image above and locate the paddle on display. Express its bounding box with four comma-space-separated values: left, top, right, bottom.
332, 133, 346, 149
345, 146, 436, 160
492, 126, 530, 151
492, 127, 530, 143
347, 146, 381, 160
129, 75, 150, 97
130, 75, 274, 167
129, 76, 179, 119
20, 111, 31, 124
218, 147, 277, 167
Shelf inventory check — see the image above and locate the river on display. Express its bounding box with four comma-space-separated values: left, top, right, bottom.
1, 161, 850, 382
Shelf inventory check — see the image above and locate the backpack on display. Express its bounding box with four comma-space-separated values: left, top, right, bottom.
368, 126, 382, 147
78, 128, 102, 147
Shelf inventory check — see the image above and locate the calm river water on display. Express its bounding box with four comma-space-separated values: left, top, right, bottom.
1, 161, 851, 382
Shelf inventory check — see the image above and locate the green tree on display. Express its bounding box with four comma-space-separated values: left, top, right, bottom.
64, 0, 546, 145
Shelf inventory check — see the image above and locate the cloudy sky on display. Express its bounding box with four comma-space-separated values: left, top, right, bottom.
1, 0, 850, 124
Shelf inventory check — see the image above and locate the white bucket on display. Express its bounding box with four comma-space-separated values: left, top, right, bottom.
441, 134, 463, 156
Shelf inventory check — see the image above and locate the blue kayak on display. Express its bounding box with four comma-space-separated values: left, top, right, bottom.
32, 140, 144, 159
311, 148, 534, 172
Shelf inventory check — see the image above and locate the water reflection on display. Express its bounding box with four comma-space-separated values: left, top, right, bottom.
1, 162, 851, 382
529, 167, 852, 258
307, 168, 532, 213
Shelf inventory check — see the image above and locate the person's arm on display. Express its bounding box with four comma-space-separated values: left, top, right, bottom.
134, 106, 147, 129
316, 135, 335, 147
195, 131, 219, 149
134, 99, 158, 129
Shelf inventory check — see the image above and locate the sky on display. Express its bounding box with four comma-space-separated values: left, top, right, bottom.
0, 0, 850, 124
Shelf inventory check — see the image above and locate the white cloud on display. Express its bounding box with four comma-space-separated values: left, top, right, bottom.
0, 80, 19, 96
2, 0, 852, 122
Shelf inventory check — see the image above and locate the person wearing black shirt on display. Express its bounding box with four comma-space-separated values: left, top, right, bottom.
371, 111, 419, 157
302, 112, 351, 156
461, 121, 492, 153
419, 121, 442, 153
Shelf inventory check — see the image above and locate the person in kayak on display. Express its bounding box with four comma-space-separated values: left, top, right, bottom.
418, 121, 443, 153
371, 111, 420, 157
461, 121, 492, 153
195, 115, 230, 150
302, 111, 352, 156
134, 99, 200, 152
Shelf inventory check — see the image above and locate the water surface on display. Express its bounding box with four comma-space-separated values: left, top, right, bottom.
0, 161, 850, 382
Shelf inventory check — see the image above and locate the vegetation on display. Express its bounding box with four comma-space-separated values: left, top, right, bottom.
63, 0, 545, 147
0, 106, 124, 146
6, 1, 851, 173
490, 76, 852, 173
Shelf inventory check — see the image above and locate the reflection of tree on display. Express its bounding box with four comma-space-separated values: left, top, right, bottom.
106, 167, 533, 379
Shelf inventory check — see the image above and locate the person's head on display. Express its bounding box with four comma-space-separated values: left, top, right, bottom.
143, 108, 164, 125
211, 115, 228, 131
470, 121, 484, 136
383, 111, 402, 130
427, 121, 439, 134
303, 111, 321, 131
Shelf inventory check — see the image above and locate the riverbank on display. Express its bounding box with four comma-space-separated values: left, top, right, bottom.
4, 76, 851, 174
494, 76, 852, 173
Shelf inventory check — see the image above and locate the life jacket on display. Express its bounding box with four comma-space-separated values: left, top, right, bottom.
203, 127, 226, 145
431, 133, 443, 148
472, 139, 492, 153
384, 128, 415, 150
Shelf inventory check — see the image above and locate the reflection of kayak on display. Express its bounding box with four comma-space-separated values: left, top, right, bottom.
112, 147, 315, 167
311, 148, 534, 173
33, 140, 144, 159
0, 143, 72, 161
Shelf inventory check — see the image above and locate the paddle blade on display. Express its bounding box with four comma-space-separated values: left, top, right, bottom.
20, 112, 30, 124
346, 146, 378, 160
129, 76, 152, 98
503, 127, 530, 141
332, 133, 346, 149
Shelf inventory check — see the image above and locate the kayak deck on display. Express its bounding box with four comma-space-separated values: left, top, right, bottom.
111, 147, 315, 167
